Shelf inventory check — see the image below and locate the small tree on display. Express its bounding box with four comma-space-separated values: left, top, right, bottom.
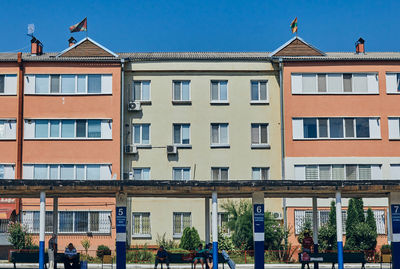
366, 208, 377, 234
7, 222, 33, 250
179, 227, 201, 250
318, 201, 337, 251
218, 231, 235, 251
81, 238, 91, 255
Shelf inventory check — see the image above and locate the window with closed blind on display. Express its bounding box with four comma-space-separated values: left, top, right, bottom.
173, 212, 191, 238
211, 167, 229, 181
291, 73, 378, 94
211, 123, 229, 147
295, 164, 381, 180
132, 81, 150, 101
250, 81, 268, 103
132, 213, 151, 238
251, 123, 269, 148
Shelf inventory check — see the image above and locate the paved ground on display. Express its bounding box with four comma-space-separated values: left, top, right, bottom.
0, 263, 392, 269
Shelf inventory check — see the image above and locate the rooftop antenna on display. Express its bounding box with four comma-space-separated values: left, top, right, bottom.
27, 24, 35, 38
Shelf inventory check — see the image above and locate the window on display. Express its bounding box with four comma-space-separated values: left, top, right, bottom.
295, 164, 381, 180
211, 167, 229, 180
0, 121, 4, 138
27, 74, 111, 94
173, 81, 190, 101
27, 164, 108, 180
293, 118, 380, 139
133, 81, 150, 101
218, 213, 230, 234
133, 124, 150, 145
0, 120, 16, 139
173, 124, 190, 145
173, 168, 191, 180
211, 81, 228, 102
387, 117, 400, 139
133, 168, 150, 180
132, 213, 151, 237
211, 123, 229, 146
23, 211, 110, 234
251, 81, 268, 102
386, 73, 400, 93
251, 124, 268, 146
26, 119, 110, 139
0, 75, 3, 93
291, 73, 378, 94
252, 167, 269, 180
0, 165, 3, 179
173, 212, 191, 237
0, 74, 17, 94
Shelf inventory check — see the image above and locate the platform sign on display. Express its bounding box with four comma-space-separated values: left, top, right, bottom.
116, 206, 127, 233
253, 204, 264, 233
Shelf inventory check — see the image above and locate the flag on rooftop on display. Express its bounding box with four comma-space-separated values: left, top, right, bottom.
290, 17, 298, 34
69, 18, 87, 33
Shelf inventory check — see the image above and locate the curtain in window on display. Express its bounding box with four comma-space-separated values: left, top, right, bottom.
88, 120, 101, 138
61, 120, 74, 138
220, 124, 228, 144
219, 81, 227, 100
182, 81, 190, 100
302, 74, 316, 92
133, 214, 141, 234
305, 165, 318, 180
133, 169, 143, 180
353, 74, 368, 92
373, 210, 386, 234
332, 165, 345, 180
90, 212, 99, 232
133, 125, 141, 144
133, 82, 141, 100
260, 82, 267, 100
397, 74, 400, 92
318, 119, 328, 138
45, 212, 53, 233
77, 75, 86, 93
0, 121, 4, 138
211, 124, 219, 144
173, 125, 181, 144
327, 74, 342, 92
182, 125, 190, 144
50, 75, 60, 93
33, 212, 40, 232
343, 74, 352, 92
173, 169, 182, 180
36, 75, 49, 93
317, 74, 327, 92
142, 169, 150, 180
211, 82, 218, 100
182, 213, 191, 230
60, 165, 74, 180
261, 168, 268, 180
141, 82, 150, 100
251, 81, 259, 100
251, 125, 259, 144
329, 118, 344, 138
50, 120, 60, 138
59, 212, 73, 232
0, 165, 4, 179
319, 165, 331, 180
173, 214, 181, 234
345, 118, 355, 138
35, 120, 48, 138
173, 82, 181, 100
183, 168, 190, 180
358, 165, 371, 180
49, 165, 58, 180
87, 165, 100, 180
252, 168, 260, 180
212, 168, 219, 180
76, 165, 85, 180
260, 125, 268, 144
142, 213, 150, 234
76, 120, 86, 137
221, 168, 228, 180
61, 75, 75, 93
142, 125, 150, 144
75, 211, 88, 232
346, 165, 357, 180
88, 75, 101, 93
34, 164, 48, 180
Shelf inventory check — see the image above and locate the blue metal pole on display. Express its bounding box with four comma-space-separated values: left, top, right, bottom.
212, 192, 218, 268
390, 203, 400, 269
312, 197, 319, 269
336, 192, 343, 269
39, 191, 45, 269
116, 193, 127, 269
252, 192, 264, 269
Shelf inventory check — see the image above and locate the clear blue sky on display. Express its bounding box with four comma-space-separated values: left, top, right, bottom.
0, 0, 399, 53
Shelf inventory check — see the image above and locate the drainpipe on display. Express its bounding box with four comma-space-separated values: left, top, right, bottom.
16, 52, 24, 218
120, 58, 125, 181
278, 58, 288, 244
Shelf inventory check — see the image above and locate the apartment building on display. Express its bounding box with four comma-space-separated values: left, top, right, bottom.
273, 36, 396, 248
122, 54, 283, 244
0, 37, 121, 253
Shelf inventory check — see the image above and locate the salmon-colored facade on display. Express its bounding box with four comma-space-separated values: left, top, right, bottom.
0, 38, 121, 254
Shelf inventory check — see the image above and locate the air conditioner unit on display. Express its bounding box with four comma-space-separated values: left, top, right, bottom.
124, 144, 138, 154
166, 145, 177, 154
128, 101, 142, 111
273, 212, 283, 220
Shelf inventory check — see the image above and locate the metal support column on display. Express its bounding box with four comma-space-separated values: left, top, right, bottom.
116, 192, 127, 269
39, 191, 46, 269
205, 198, 210, 244
336, 192, 343, 269
312, 197, 319, 269
252, 192, 264, 269
212, 192, 218, 268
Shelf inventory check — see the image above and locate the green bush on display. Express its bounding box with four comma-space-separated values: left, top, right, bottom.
155, 233, 179, 250
179, 227, 201, 250
7, 222, 33, 249
96, 245, 111, 258
126, 245, 153, 263
218, 231, 235, 251
297, 220, 312, 245
318, 201, 337, 252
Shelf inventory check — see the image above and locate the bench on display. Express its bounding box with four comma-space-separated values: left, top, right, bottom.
158, 252, 227, 269
10, 251, 49, 269
299, 252, 366, 269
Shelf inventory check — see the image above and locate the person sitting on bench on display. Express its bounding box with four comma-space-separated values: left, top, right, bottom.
154, 245, 170, 269
193, 244, 206, 269
64, 243, 79, 269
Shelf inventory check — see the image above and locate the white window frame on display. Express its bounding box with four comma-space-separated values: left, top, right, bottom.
210, 123, 229, 148
218, 212, 230, 235
211, 167, 229, 181
0, 119, 16, 140
173, 212, 192, 238
252, 167, 269, 180
294, 164, 381, 180
172, 167, 191, 181
132, 212, 151, 238
172, 80, 191, 102
132, 80, 151, 102
133, 168, 150, 180
292, 117, 380, 140
250, 80, 268, 103
132, 124, 150, 145
210, 80, 229, 103
291, 73, 378, 94
25, 164, 111, 181
251, 123, 269, 148
173, 124, 191, 146
386, 73, 400, 94
0, 74, 17, 95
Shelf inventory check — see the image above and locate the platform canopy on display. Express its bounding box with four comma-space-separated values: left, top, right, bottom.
0, 179, 397, 198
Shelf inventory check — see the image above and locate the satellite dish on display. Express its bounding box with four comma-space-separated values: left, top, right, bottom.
27, 24, 35, 36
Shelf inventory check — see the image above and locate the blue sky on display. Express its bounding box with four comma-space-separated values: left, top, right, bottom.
0, 0, 399, 53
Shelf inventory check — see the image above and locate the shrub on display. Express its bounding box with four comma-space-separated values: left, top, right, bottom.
155, 233, 179, 250
81, 238, 91, 255
318, 201, 337, 252
7, 222, 33, 250
96, 245, 111, 258
218, 231, 235, 251
297, 220, 312, 245
126, 245, 153, 263
381, 244, 391, 254
179, 227, 201, 250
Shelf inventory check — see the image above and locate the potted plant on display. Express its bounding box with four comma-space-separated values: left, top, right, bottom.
96, 245, 111, 258
381, 244, 391, 263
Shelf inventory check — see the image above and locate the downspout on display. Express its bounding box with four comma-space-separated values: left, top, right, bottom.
120, 58, 125, 180
16, 52, 24, 218
278, 58, 288, 243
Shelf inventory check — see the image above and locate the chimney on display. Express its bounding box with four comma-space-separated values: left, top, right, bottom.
30, 37, 43, 55
68, 37, 77, 47
355, 38, 365, 54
